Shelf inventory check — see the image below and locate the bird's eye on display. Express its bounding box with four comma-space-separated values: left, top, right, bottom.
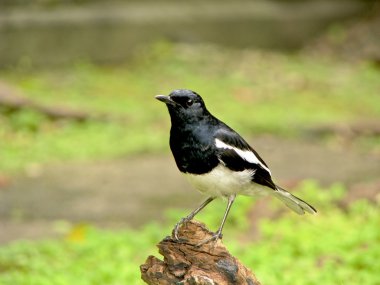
186, 99, 193, 107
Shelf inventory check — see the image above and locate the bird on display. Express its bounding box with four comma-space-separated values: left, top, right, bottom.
155, 89, 317, 245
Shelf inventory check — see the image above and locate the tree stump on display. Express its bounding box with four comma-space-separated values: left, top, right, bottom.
140, 220, 261, 285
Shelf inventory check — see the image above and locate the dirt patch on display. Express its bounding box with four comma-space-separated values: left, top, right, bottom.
0, 136, 379, 244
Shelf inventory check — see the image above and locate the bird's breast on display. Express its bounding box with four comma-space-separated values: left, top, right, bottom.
171, 145, 219, 174
170, 128, 219, 174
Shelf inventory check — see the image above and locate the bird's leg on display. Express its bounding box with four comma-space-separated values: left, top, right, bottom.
174, 196, 215, 240
196, 194, 236, 247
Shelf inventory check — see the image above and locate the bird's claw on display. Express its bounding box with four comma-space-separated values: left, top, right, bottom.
173, 217, 189, 240
196, 231, 223, 247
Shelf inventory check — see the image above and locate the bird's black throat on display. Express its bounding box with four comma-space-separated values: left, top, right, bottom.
169, 116, 220, 175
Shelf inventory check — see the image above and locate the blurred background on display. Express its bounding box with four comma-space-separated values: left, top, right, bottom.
0, 0, 379, 284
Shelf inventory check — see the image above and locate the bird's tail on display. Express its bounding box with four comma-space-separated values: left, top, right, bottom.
273, 186, 317, 215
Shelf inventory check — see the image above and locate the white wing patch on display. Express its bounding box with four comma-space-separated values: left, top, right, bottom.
215, 138, 271, 174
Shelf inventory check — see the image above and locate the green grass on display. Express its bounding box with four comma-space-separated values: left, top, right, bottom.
1, 42, 380, 173
0, 182, 378, 285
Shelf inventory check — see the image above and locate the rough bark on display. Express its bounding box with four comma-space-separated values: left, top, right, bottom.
140, 220, 261, 285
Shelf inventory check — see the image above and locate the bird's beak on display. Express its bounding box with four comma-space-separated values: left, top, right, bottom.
155, 95, 176, 105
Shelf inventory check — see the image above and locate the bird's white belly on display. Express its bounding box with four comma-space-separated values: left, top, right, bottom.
184, 164, 267, 197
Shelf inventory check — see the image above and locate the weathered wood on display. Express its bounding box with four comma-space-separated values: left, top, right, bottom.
140, 220, 261, 285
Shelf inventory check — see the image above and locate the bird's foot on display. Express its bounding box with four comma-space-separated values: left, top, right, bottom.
196, 231, 223, 247
173, 217, 190, 240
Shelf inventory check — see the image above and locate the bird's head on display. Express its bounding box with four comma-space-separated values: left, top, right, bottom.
155, 89, 209, 124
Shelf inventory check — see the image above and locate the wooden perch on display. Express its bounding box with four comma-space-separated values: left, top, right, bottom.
140, 221, 261, 285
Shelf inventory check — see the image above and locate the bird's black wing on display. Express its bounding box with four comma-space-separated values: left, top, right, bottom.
214, 128, 277, 190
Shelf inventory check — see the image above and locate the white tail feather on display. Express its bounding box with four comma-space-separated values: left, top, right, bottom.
273, 187, 317, 215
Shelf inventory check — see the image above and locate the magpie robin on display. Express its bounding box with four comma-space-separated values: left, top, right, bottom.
156, 89, 316, 245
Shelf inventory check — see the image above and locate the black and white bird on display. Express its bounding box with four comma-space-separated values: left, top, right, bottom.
156, 89, 316, 244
